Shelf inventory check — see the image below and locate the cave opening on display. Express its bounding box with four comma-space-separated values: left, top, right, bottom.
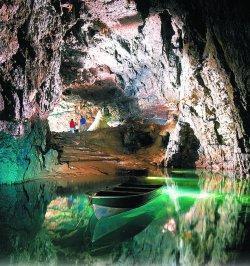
46, 2, 183, 177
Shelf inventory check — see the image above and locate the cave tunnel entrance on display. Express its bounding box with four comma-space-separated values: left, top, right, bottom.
47, 6, 181, 174
44, 0, 248, 177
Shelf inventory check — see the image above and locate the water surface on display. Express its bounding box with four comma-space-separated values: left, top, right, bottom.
0, 170, 249, 265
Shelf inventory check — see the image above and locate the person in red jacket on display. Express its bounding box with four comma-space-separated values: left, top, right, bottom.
69, 119, 76, 133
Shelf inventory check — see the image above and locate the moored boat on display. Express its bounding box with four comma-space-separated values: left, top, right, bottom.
90, 182, 164, 218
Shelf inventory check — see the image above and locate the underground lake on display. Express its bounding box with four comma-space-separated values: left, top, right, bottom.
0, 170, 249, 265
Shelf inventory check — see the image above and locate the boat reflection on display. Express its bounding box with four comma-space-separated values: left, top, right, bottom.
87, 176, 202, 254
88, 193, 175, 254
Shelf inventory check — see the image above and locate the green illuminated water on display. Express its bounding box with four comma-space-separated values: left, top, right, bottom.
0, 170, 249, 265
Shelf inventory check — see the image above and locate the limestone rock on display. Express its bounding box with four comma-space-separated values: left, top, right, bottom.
0, 1, 63, 134
0, 120, 52, 184
0, 0, 249, 184
44, 149, 58, 171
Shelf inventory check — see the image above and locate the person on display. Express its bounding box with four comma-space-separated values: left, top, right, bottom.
79, 116, 87, 132
69, 119, 75, 133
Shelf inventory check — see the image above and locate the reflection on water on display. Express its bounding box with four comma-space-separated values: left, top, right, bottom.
0, 170, 249, 265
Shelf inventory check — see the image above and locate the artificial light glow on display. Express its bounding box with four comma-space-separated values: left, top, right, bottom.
171, 170, 195, 173
198, 192, 210, 199
147, 176, 168, 180
163, 186, 210, 200
163, 186, 178, 199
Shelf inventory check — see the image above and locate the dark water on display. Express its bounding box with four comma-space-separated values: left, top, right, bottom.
0, 170, 249, 266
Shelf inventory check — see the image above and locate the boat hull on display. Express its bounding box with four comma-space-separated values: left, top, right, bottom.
91, 187, 163, 209
93, 204, 131, 219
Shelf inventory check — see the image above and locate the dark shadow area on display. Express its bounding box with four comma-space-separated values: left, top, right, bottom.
161, 132, 170, 148
0, 180, 56, 260
121, 124, 154, 154
167, 123, 200, 168
116, 168, 149, 177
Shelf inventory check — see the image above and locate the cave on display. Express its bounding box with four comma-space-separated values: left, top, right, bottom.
0, 0, 249, 265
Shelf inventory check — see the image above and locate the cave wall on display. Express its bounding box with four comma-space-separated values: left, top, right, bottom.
60, 1, 178, 120
0, 120, 52, 184
0, 0, 249, 183
0, 0, 63, 133
134, 0, 250, 173
60, 0, 249, 173
0, 0, 65, 183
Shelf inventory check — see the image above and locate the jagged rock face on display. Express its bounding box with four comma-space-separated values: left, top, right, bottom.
0, 0, 249, 182
133, 0, 250, 173
0, 1, 66, 183
163, 2, 249, 172
61, 1, 177, 120
0, 0, 63, 135
0, 120, 58, 184
59, 0, 249, 173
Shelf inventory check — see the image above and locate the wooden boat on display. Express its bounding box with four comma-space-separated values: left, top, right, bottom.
90, 182, 164, 218
87, 193, 171, 254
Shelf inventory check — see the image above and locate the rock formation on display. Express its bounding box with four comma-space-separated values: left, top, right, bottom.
52, 0, 250, 174
0, 0, 249, 183
0, 0, 63, 183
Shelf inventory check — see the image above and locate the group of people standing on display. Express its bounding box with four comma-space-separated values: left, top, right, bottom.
69, 116, 87, 133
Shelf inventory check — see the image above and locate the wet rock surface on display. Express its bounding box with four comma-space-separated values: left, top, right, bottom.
48, 126, 168, 180
0, 120, 58, 184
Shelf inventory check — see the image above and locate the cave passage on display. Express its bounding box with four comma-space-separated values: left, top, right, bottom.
1, 0, 249, 183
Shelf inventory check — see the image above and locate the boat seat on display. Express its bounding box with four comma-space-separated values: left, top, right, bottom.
119, 183, 162, 189
95, 190, 145, 196
113, 187, 154, 192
